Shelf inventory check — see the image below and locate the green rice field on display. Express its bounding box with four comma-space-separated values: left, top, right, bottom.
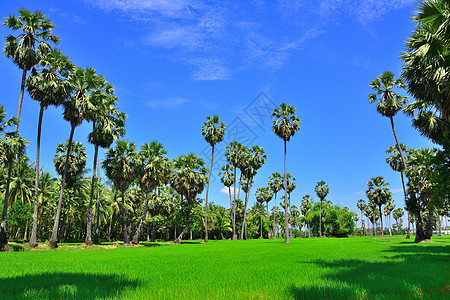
0, 236, 448, 299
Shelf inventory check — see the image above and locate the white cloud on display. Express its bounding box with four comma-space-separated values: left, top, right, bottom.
146, 97, 189, 108
220, 186, 240, 195
391, 188, 403, 194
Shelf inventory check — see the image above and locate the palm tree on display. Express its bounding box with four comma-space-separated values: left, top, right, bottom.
26, 49, 74, 247
272, 103, 301, 244
225, 141, 246, 240
314, 181, 329, 238
393, 208, 404, 232
356, 199, 366, 236
3, 9, 59, 132
49, 140, 87, 247
240, 146, 266, 240
132, 141, 171, 244
268, 172, 283, 239
0, 107, 27, 251
368, 71, 408, 169
218, 164, 234, 221
286, 174, 296, 238
301, 195, 313, 238
102, 140, 137, 245
85, 80, 126, 245
386, 143, 412, 239
201, 115, 226, 243
366, 176, 392, 237
256, 187, 273, 238
170, 153, 208, 243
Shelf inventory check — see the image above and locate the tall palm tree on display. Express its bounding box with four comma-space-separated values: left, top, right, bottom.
314, 181, 329, 238
85, 80, 126, 245
171, 153, 208, 244
48, 67, 102, 249
272, 103, 301, 244
268, 172, 283, 239
218, 164, 234, 221
256, 187, 273, 238
366, 176, 392, 237
26, 49, 74, 247
386, 144, 412, 238
201, 115, 226, 243
301, 195, 313, 238
240, 146, 266, 240
368, 71, 408, 169
49, 140, 87, 247
3, 9, 59, 132
132, 141, 171, 244
102, 140, 137, 245
356, 199, 366, 236
286, 174, 296, 238
225, 141, 246, 240
0, 107, 27, 251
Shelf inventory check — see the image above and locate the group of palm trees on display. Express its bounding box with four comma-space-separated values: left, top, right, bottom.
361, 0, 450, 243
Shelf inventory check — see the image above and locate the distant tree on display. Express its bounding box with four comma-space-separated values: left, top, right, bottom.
268, 172, 283, 239
393, 208, 404, 233
314, 181, 329, 238
301, 195, 313, 237
356, 199, 366, 236
366, 176, 392, 237
256, 187, 272, 238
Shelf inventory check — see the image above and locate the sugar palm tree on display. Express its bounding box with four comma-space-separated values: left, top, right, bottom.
102, 140, 137, 245
314, 181, 329, 238
170, 153, 208, 243
218, 164, 234, 221
366, 176, 392, 237
368, 71, 408, 169
256, 187, 272, 238
0, 107, 27, 251
268, 172, 283, 239
26, 49, 74, 247
356, 199, 366, 236
272, 103, 301, 244
201, 115, 226, 243
49, 140, 87, 248
301, 195, 313, 238
132, 141, 171, 244
3, 9, 59, 132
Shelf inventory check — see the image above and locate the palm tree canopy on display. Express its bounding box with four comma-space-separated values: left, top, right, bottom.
385, 143, 411, 172
219, 164, 234, 188
102, 140, 137, 192
365, 176, 392, 208
314, 180, 329, 200
137, 141, 172, 194
356, 199, 366, 212
3, 9, 59, 71
171, 153, 208, 201
225, 141, 245, 168
368, 71, 407, 118
256, 187, 273, 204
271, 103, 301, 142
201, 115, 226, 147
268, 172, 283, 194
286, 173, 296, 194
53, 140, 87, 180
26, 49, 74, 109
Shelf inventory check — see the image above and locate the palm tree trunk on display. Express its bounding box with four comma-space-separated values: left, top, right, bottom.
175, 201, 191, 244
232, 168, 237, 240
273, 193, 277, 239
85, 143, 99, 246
23, 219, 29, 241
132, 193, 149, 244
204, 145, 214, 243
260, 211, 263, 238
49, 125, 76, 249
308, 218, 311, 238
240, 189, 250, 240
400, 172, 411, 239
425, 205, 434, 240
319, 199, 323, 238
372, 213, 376, 236
94, 155, 101, 244
389, 116, 407, 169
414, 211, 426, 243
14, 69, 27, 132
121, 190, 130, 245
283, 140, 289, 244
29, 106, 45, 247
379, 205, 384, 237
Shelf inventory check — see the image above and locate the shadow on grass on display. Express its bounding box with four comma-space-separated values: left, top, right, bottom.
289, 244, 449, 299
0, 272, 139, 299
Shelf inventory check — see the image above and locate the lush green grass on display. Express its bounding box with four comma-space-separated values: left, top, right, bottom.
0, 236, 448, 299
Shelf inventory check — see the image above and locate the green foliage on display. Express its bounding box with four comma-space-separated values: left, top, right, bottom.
309, 202, 356, 237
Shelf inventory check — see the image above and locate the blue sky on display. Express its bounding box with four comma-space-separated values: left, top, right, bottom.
0, 0, 435, 222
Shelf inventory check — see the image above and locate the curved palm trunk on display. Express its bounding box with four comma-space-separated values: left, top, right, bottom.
15, 69, 27, 132
121, 190, 130, 245
240, 188, 250, 240
319, 199, 323, 238
94, 156, 101, 244
132, 193, 149, 244
232, 168, 237, 240
204, 145, 215, 243
400, 172, 411, 239
49, 125, 76, 249
283, 140, 289, 244
0, 162, 13, 251
85, 144, 99, 246
389, 116, 407, 169
379, 205, 384, 237
29, 106, 45, 247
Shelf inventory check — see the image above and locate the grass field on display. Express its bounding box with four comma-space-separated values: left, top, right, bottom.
0, 236, 448, 299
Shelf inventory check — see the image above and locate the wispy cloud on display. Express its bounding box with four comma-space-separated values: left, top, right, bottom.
146, 97, 189, 108
85, 0, 413, 79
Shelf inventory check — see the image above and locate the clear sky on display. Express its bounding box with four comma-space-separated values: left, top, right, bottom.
0, 0, 436, 221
